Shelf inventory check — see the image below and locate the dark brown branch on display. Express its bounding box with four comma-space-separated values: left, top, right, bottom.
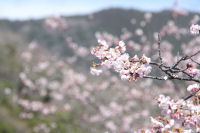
143, 75, 166, 80
142, 36, 200, 100
184, 93, 195, 101
190, 50, 200, 58
190, 58, 200, 66
143, 74, 200, 83
172, 56, 189, 69
169, 75, 200, 83
130, 35, 200, 100
172, 50, 200, 69
184, 89, 200, 101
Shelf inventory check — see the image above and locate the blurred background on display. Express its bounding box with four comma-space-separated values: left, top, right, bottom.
0, 0, 200, 133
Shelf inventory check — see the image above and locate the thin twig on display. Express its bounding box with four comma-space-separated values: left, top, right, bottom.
190, 58, 200, 66
158, 34, 163, 65
143, 75, 165, 80
132, 36, 200, 100
172, 50, 200, 69
172, 56, 188, 69
184, 89, 200, 101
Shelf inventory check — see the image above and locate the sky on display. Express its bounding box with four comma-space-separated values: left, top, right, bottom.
0, 0, 200, 20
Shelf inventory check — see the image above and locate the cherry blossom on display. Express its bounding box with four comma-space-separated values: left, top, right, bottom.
91, 40, 152, 81
187, 84, 199, 93
190, 24, 200, 35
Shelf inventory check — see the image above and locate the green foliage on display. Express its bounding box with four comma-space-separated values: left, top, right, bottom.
0, 120, 14, 133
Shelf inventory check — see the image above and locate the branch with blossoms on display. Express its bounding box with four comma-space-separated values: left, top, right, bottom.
142, 48, 200, 83
91, 24, 200, 94
90, 24, 200, 132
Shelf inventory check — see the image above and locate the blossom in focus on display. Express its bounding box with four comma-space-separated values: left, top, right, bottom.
91, 40, 152, 81
186, 67, 200, 78
98, 39, 109, 49
118, 41, 126, 53
151, 93, 200, 132
164, 119, 174, 129
150, 117, 164, 127
121, 74, 130, 80
187, 84, 199, 93
140, 54, 151, 64
190, 24, 200, 35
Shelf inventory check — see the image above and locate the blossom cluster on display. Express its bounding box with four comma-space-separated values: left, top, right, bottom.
3, 7, 200, 133
16, 42, 160, 132
142, 83, 200, 133
90, 23, 200, 132
91, 40, 152, 81
186, 63, 200, 78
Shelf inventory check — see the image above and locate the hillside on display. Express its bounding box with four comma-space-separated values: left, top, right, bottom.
0, 8, 198, 55
0, 8, 200, 132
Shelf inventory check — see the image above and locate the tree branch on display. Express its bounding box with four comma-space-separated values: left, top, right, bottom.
157, 33, 163, 65
190, 58, 200, 66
